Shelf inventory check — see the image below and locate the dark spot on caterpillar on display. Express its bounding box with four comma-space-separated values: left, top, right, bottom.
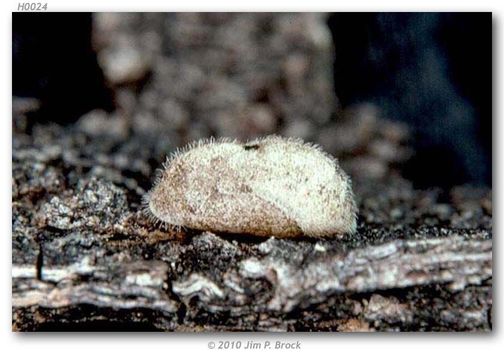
243, 144, 260, 151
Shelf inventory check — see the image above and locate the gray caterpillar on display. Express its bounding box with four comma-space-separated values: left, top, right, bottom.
145, 135, 357, 237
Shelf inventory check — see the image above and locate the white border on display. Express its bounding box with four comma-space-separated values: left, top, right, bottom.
1, 1, 501, 359
3, 0, 499, 11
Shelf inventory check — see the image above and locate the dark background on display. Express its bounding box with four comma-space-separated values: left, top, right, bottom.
12, 12, 492, 189
329, 13, 492, 188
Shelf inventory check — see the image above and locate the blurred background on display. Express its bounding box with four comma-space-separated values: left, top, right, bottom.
13, 12, 492, 191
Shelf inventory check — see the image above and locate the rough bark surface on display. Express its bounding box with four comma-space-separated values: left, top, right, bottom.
11, 152, 493, 331
13, 232, 491, 331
